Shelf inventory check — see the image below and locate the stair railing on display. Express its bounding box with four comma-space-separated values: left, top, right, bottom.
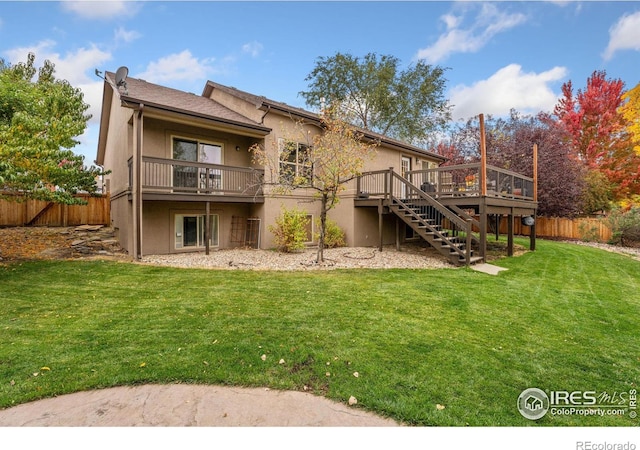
390, 170, 476, 263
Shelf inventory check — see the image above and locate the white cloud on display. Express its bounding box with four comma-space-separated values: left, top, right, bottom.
135, 50, 224, 84
242, 41, 264, 58
4, 40, 112, 125
603, 11, 640, 61
61, 1, 142, 20
416, 3, 527, 63
5, 41, 111, 85
448, 64, 568, 121
4, 40, 113, 164
114, 27, 141, 44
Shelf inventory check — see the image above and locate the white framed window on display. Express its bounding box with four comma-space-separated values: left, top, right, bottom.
175, 214, 219, 249
278, 138, 312, 185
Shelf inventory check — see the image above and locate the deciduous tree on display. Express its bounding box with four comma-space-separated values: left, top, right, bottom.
553, 71, 640, 201
300, 52, 451, 145
251, 106, 377, 262
438, 111, 585, 217
619, 81, 640, 155
0, 53, 106, 204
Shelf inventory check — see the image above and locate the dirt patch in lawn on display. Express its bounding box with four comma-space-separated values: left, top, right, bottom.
0, 226, 130, 262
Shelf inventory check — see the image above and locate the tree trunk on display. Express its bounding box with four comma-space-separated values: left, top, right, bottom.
316, 192, 328, 263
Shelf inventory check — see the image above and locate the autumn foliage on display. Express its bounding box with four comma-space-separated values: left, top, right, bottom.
251, 106, 377, 262
553, 71, 640, 202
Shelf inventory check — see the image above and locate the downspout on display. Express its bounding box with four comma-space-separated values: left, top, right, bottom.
134, 104, 144, 260
259, 105, 271, 125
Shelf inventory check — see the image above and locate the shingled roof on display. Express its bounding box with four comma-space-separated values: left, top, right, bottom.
203, 81, 445, 162
106, 72, 270, 134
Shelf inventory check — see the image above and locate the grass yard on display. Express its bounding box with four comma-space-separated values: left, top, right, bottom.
0, 239, 638, 426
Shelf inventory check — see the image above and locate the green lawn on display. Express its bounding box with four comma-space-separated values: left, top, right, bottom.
1, 239, 638, 426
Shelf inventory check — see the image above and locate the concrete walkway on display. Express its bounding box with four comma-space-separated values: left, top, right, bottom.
471, 263, 509, 275
0, 384, 399, 427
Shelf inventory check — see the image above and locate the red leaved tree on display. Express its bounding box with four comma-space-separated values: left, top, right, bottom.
437, 112, 585, 217
553, 70, 640, 201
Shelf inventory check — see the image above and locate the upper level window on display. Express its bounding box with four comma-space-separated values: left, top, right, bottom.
278, 138, 311, 185
172, 137, 223, 190
173, 137, 222, 164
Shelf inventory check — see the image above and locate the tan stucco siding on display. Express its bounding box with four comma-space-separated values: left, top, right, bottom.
102, 94, 134, 196
109, 195, 133, 255
141, 201, 260, 255
141, 118, 260, 167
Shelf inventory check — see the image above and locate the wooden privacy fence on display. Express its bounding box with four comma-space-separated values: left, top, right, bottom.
491, 216, 612, 242
0, 194, 110, 227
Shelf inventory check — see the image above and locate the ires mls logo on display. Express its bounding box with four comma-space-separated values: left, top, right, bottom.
518, 388, 550, 420
518, 388, 637, 420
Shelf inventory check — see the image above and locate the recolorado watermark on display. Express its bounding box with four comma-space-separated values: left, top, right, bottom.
576, 442, 636, 450
517, 387, 637, 421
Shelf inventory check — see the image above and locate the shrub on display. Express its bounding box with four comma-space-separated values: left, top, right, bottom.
578, 222, 601, 243
269, 206, 310, 252
315, 218, 346, 248
606, 207, 640, 247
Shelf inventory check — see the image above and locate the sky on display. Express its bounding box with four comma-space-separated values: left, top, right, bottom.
1, 0, 639, 166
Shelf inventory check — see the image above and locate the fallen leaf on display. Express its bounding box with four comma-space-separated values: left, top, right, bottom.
261, 354, 267, 361
40, 366, 51, 371
203, 361, 209, 366
10, 380, 15, 386
353, 372, 359, 378
348, 396, 358, 406
326, 372, 331, 377
139, 362, 146, 368
32, 373, 39, 377
279, 359, 285, 365
436, 404, 445, 410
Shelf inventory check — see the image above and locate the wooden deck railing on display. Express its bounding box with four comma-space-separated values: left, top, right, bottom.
129, 157, 264, 197
403, 163, 535, 201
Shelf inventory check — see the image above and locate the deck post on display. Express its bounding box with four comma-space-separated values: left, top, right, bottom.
205, 201, 211, 255
479, 114, 487, 197
507, 213, 514, 257
466, 219, 472, 266
530, 221, 536, 251
533, 144, 538, 203
133, 105, 144, 260
378, 202, 384, 252
395, 217, 401, 251
479, 201, 487, 259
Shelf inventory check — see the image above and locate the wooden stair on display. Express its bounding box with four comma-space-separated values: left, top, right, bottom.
388, 172, 483, 266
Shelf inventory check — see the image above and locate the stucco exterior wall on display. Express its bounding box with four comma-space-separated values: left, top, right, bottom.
109, 195, 133, 255
141, 118, 259, 166
141, 201, 260, 255
102, 78, 445, 257
102, 92, 134, 197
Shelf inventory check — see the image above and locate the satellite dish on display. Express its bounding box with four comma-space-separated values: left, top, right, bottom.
115, 66, 129, 88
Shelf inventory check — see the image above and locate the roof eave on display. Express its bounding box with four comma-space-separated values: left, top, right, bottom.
95, 80, 115, 165
119, 95, 272, 136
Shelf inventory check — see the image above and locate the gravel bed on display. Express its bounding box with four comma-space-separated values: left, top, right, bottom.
141, 245, 454, 271
563, 240, 640, 260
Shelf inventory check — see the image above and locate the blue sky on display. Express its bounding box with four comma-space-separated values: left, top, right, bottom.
1, 1, 639, 166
